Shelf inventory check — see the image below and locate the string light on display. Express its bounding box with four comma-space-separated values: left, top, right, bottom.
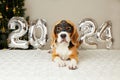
5, 0, 8, 12
6, 6, 8, 11
12, 0, 16, 14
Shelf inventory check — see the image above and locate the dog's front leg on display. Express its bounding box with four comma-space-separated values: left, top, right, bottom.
52, 51, 66, 67
54, 56, 66, 67
67, 52, 78, 70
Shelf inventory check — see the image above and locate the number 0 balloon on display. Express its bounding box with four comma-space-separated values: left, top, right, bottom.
29, 19, 48, 49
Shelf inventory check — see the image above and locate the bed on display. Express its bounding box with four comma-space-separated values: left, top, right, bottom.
0, 49, 120, 80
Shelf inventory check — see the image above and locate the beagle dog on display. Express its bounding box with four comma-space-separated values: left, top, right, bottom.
51, 20, 81, 70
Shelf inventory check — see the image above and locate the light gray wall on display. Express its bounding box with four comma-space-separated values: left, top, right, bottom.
25, 0, 120, 49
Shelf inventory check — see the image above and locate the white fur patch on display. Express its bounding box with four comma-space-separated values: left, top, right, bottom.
56, 42, 72, 60
54, 57, 66, 67
57, 31, 70, 43
67, 59, 77, 69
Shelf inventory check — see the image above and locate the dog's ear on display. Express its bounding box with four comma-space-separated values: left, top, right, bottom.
51, 20, 61, 45
71, 27, 79, 46
51, 25, 57, 48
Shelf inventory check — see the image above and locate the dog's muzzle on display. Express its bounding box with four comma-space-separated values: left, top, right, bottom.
57, 32, 70, 43
60, 34, 66, 39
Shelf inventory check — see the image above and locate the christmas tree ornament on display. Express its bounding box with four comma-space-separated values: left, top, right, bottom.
0, 13, 3, 19
8, 17, 29, 49
78, 18, 113, 49
1, 27, 5, 33
3, 0, 5, 3
29, 19, 48, 49
0, 1, 2, 4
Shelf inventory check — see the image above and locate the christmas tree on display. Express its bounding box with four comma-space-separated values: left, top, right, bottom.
0, 0, 29, 49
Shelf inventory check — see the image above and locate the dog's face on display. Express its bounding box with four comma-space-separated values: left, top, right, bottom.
54, 20, 74, 43
52, 20, 79, 48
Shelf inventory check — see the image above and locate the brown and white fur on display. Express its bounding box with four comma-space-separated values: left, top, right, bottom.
51, 20, 80, 70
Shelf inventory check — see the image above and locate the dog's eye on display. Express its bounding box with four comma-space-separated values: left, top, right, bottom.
56, 27, 62, 32
66, 27, 72, 31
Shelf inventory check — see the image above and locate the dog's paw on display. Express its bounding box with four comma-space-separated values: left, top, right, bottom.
67, 59, 77, 70
54, 57, 66, 67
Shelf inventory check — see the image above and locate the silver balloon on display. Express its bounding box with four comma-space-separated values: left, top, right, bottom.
8, 17, 29, 49
95, 21, 113, 49
78, 18, 97, 49
29, 19, 48, 49
78, 18, 113, 49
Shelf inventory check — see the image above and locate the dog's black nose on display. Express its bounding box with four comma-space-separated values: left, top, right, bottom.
60, 34, 66, 39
